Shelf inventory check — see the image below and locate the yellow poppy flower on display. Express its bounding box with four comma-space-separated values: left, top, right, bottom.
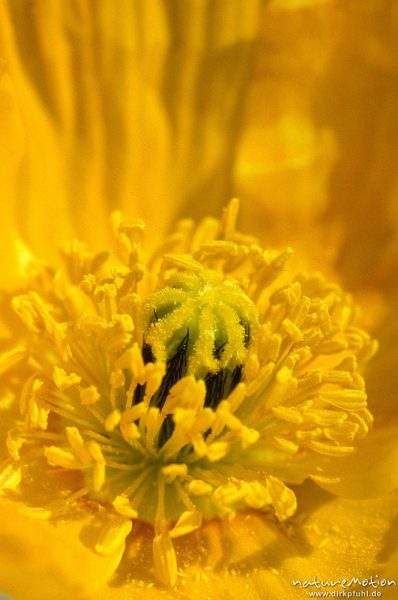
1, 1, 398, 600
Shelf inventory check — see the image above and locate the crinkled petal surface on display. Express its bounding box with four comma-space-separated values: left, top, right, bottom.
0, 0, 261, 261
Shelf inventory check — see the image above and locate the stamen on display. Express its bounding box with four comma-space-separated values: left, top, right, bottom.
2, 200, 376, 588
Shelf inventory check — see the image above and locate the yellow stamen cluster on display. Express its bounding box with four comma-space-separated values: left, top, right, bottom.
0, 200, 377, 587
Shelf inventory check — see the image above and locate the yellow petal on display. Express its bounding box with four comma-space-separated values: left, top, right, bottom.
96, 483, 398, 599
0, 63, 24, 289
313, 2, 398, 293
367, 299, 398, 419
0, 501, 128, 599
233, 2, 337, 254
0, 0, 262, 265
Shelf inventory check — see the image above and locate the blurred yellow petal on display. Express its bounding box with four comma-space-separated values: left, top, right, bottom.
315, 1, 398, 293
0, 63, 24, 289
0, 502, 127, 600
234, 0, 398, 297
234, 1, 339, 251
367, 296, 398, 418
0, 0, 261, 262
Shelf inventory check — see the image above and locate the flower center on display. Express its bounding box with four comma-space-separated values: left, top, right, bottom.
143, 269, 258, 377
139, 269, 259, 446
0, 201, 377, 587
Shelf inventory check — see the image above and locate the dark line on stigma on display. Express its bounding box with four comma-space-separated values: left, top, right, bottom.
142, 342, 155, 363
244, 323, 250, 347
153, 330, 189, 447
228, 365, 242, 394
132, 342, 155, 405
153, 329, 189, 410
134, 322, 252, 449
157, 414, 175, 449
